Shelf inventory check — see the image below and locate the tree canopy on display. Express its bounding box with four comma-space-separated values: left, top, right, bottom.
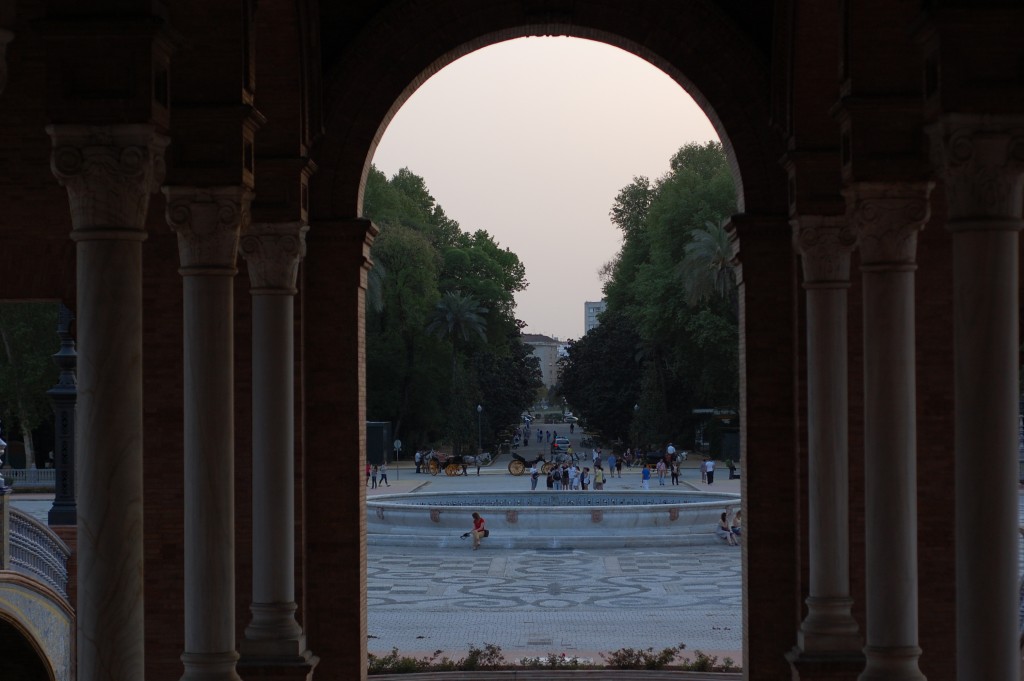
559, 141, 739, 452
364, 166, 541, 453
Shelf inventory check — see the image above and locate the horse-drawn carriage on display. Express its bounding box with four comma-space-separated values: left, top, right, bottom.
423, 449, 492, 476
507, 451, 561, 476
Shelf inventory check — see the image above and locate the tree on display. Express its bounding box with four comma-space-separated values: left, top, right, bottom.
0, 303, 59, 466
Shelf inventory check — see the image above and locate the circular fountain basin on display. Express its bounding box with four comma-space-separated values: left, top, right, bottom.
367, 490, 741, 548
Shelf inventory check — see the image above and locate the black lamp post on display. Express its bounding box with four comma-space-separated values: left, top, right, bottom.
476, 404, 483, 454
47, 304, 77, 526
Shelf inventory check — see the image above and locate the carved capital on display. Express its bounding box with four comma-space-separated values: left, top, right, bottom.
0, 29, 13, 96
240, 221, 308, 292
792, 216, 856, 287
47, 124, 169, 236
928, 114, 1024, 226
163, 186, 253, 273
844, 182, 934, 269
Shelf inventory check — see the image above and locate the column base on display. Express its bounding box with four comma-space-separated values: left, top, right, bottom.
857, 646, 925, 681
237, 652, 319, 681
787, 647, 865, 681
180, 650, 241, 681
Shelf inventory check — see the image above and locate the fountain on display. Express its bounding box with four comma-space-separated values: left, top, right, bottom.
367, 489, 740, 548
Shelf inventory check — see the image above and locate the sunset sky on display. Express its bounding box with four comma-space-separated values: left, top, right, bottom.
372, 36, 719, 341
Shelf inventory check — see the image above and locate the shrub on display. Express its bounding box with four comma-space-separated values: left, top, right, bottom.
601, 644, 684, 669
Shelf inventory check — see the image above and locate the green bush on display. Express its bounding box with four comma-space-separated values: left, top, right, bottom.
601, 644, 684, 669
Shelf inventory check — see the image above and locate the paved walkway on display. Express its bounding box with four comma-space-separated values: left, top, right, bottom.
366, 446, 743, 661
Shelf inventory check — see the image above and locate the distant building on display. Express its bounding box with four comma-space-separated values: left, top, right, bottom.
584, 300, 607, 333
522, 333, 564, 391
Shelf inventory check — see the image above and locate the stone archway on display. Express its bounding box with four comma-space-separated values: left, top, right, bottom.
303, 3, 797, 679
0, 573, 73, 681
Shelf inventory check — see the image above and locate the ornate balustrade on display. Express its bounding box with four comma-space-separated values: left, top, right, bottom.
8, 507, 70, 598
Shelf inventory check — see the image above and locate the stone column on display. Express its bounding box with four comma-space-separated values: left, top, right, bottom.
929, 115, 1024, 681
47, 304, 77, 526
48, 124, 167, 681
791, 216, 863, 659
238, 221, 317, 676
846, 182, 932, 681
164, 186, 251, 681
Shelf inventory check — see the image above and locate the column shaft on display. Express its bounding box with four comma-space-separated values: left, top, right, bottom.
182, 273, 239, 675
76, 236, 146, 678
953, 228, 1020, 678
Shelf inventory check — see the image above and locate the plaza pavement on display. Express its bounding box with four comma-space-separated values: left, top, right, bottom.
366, 444, 744, 663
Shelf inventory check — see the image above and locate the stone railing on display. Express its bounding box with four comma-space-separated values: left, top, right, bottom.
8, 507, 70, 598
1, 467, 56, 489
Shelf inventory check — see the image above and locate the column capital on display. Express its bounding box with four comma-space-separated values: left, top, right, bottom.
163, 186, 253, 274
844, 182, 934, 269
928, 114, 1024, 227
240, 221, 308, 293
47, 124, 169, 238
791, 215, 856, 287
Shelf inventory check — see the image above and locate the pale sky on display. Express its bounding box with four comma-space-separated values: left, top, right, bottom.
372, 37, 718, 341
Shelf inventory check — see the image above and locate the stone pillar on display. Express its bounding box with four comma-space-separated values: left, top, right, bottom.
238, 221, 317, 678
47, 304, 77, 526
929, 114, 1024, 681
48, 124, 167, 681
303, 218, 376, 680
846, 182, 932, 681
791, 216, 863, 664
164, 186, 251, 681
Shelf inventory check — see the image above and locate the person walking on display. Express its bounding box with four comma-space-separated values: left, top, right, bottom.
469, 512, 486, 550
580, 467, 590, 490
700, 456, 708, 484
378, 461, 390, 487
546, 469, 555, 490
656, 459, 667, 486
615, 455, 623, 478
607, 453, 616, 475
641, 464, 651, 490
670, 460, 680, 485
704, 457, 716, 485
370, 464, 378, 489
561, 465, 570, 491
530, 464, 540, 491
365, 462, 371, 486
414, 449, 422, 474
594, 464, 605, 490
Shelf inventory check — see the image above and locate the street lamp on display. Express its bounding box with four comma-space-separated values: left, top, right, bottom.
476, 404, 483, 454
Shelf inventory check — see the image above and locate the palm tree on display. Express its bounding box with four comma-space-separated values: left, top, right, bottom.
426, 291, 488, 453
679, 220, 736, 306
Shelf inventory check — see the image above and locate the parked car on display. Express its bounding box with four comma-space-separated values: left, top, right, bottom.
563, 415, 578, 423
550, 436, 571, 455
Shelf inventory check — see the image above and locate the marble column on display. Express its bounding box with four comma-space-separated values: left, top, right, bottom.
846, 182, 932, 681
48, 124, 168, 681
929, 115, 1024, 681
164, 186, 251, 681
792, 216, 862, 657
238, 221, 316, 673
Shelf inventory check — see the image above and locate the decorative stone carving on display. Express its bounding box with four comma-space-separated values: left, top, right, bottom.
844, 182, 934, 268
791, 215, 856, 286
240, 221, 308, 292
0, 29, 13, 96
928, 114, 1024, 224
163, 186, 253, 271
47, 124, 169, 234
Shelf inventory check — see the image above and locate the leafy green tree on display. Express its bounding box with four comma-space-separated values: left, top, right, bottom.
0, 303, 59, 466
558, 311, 643, 445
